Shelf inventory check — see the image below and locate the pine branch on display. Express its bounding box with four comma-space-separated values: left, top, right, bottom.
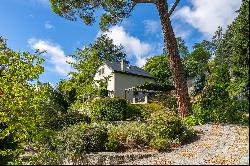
132, 0, 156, 3
168, 0, 180, 16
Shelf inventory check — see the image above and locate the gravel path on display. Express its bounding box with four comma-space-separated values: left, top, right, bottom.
123, 123, 249, 165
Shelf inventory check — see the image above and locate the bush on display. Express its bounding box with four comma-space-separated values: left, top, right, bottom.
140, 103, 166, 119
89, 98, 127, 121
175, 126, 196, 145
44, 111, 88, 131
152, 91, 177, 111
97, 88, 108, 97
149, 138, 171, 151
149, 110, 196, 145
182, 102, 210, 126
184, 98, 249, 126
149, 110, 182, 139
240, 113, 249, 125
126, 103, 166, 120
56, 123, 108, 158
125, 104, 142, 120
106, 122, 151, 149
106, 111, 196, 152
105, 137, 121, 151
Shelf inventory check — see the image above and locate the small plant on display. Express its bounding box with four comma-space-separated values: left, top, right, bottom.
105, 137, 121, 151
182, 102, 209, 126
149, 138, 171, 151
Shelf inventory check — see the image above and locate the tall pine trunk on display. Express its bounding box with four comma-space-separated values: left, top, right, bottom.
155, 0, 191, 118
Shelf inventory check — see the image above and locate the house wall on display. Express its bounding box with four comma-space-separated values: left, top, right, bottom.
93, 64, 115, 96
114, 72, 155, 100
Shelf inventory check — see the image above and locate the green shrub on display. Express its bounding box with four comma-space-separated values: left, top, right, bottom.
240, 113, 249, 125
44, 111, 88, 131
149, 138, 171, 151
105, 137, 121, 151
139, 103, 166, 119
182, 102, 210, 126
107, 122, 151, 149
206, 98, 249, 124
152, 91, 177, 111
97, 88, 108, 97
230, 99, 249, 112
185, 97, 249, 126
182, 115, 203, 126
126, 103, 166, 120
90, 98, 127, 121
56, 122, 108, 158
174, 126, 197, 145
125, 104, 142, 120
149, 110, 182, 139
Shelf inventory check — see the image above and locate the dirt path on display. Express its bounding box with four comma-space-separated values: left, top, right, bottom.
124, 123, 249, 165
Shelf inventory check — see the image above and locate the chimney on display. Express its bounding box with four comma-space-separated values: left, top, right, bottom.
120, 58, 126, 71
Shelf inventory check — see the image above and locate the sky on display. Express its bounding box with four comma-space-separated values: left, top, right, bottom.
0, 0, 241, 86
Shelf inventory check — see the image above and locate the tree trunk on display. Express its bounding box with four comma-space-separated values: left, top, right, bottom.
155, 0, 191, 118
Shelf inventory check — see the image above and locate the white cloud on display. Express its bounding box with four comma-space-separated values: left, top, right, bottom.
28, 38, 75, 76
143, 20, 160, 35
31, 0, 49, 6
45, 21, 55, 30
174, 0, 241, 38
173, 23, 192, 39
101, 26, 153, 67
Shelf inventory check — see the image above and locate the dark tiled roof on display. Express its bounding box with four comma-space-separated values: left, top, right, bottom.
105, 61, 155, 79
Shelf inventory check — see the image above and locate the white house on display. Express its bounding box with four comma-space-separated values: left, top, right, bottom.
94, 59, 156, 103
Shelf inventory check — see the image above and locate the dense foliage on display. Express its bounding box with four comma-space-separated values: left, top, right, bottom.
143, 55, 172, 85
106, 108, 196, 151
89, 98, 127, 121
0, 37, 56, 164
56, 123, 108, 160
136, 82, 175, 92
50, 0, 134, 31
183, 99, 249, 126
184, 0, 249, 126
126, 103, 166, 120
91, 34, 126, 62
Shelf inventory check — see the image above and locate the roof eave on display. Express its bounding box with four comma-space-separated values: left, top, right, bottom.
113, 70, 156, 79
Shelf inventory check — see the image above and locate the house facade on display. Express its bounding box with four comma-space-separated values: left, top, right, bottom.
94, 59, 155, 103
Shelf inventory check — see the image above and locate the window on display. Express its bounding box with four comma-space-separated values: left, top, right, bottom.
98, 68, 104, 76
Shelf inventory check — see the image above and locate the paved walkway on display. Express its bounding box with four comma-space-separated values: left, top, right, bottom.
124, 123, 249, 165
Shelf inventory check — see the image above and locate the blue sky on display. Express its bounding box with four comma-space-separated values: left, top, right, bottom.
0, 0, 241, 86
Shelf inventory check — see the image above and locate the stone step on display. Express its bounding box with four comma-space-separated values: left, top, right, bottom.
63, 152, 158, 165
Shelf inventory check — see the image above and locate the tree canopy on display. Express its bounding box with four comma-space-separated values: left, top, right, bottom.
144, 54, 172, 85
50, 0, 135, 31
0, 37, 52, 164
